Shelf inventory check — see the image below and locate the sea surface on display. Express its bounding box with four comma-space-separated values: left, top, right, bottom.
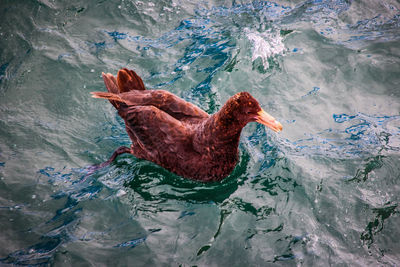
1, 0, 400, 265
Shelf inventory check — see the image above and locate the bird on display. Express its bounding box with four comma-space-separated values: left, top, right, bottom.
91, 68, 282, 182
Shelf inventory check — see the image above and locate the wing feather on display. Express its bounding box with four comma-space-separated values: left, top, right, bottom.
122, 105, 193, 165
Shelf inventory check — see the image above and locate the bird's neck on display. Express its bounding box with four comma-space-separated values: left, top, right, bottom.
193, 106, 246, 152
213, 109, 247, 139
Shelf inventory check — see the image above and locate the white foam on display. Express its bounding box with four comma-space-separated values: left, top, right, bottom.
116, 189, 127, 197
246, 29, 285, 69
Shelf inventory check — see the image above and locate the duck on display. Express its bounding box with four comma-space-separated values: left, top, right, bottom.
91, 68, 282, 182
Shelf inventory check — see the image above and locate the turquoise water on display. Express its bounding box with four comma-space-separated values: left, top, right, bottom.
1, 0, 400, 265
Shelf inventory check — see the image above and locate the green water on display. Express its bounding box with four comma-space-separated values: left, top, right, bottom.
1, 0, 400, 265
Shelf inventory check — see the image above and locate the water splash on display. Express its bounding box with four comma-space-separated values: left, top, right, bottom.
246, 29, 286, 69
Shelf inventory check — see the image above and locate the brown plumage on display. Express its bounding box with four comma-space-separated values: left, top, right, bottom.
91, 68, 282, 182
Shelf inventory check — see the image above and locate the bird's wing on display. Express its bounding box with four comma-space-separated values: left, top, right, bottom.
100, 68, 209, 121
121, 90, 209, 121
121, 105, 193, 164
92, 90, 210, 122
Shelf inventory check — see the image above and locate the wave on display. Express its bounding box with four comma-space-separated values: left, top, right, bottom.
281, 112, 400, 158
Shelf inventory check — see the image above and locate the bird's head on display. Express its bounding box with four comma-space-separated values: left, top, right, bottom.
223, 92, 283, 132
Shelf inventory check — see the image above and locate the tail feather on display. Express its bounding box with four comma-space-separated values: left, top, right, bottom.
95, 68, 145, 109
101, 73, 121, 108
102, 72, 119, 94
91, 92, 127, 104
117, 68, 146, 92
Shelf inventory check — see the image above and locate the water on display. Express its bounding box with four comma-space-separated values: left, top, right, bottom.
1, 0, 400, 265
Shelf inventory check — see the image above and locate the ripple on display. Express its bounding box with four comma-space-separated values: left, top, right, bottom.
1, 0, 400, 265
361, 203, 398, 247
283, 113, 400, 159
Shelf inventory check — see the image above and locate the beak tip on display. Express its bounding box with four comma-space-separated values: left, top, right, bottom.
256, 109, 283, 133
276, 122, 283, 132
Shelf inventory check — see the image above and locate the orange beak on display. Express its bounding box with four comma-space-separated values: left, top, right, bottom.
255, 109, 283, 132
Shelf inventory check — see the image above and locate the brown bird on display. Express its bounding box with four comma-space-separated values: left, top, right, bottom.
91, 68, 282, 182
